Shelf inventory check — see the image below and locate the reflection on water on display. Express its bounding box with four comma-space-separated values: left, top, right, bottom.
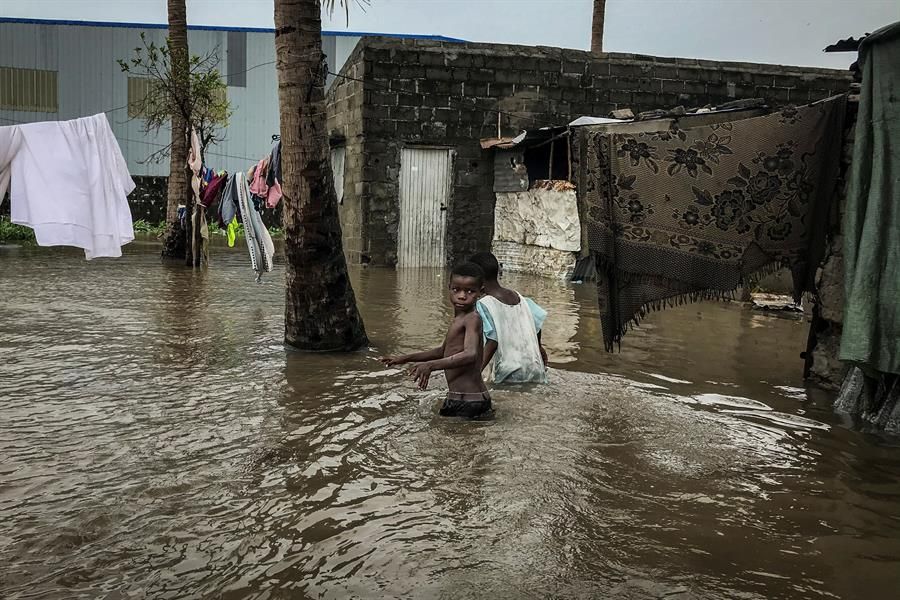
1, 242, 900, 599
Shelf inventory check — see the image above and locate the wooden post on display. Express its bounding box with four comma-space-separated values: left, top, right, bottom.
548, 137, 555, 180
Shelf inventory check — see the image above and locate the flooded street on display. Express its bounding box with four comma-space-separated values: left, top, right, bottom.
1, 241, 899, 599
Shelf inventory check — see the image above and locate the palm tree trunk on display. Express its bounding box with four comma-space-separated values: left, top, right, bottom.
274, 0, 368, 351
591, 0, 606, 54
162, 0, 192, 262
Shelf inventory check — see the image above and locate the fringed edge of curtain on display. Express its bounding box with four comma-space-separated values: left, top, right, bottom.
598, 255, 802, 353
605, 288, 740, 352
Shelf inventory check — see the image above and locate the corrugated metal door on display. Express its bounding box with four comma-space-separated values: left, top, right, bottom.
397, 147, 452, 267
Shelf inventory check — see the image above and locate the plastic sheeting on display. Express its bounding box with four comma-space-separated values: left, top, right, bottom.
493, 188, 581, 252
492, 240, 578, 280
492, 186, 581, 279
834, 366, 900, 432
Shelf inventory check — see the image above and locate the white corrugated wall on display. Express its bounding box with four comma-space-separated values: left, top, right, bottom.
0, 21, 358, 178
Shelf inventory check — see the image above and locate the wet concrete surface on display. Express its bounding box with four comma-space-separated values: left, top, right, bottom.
1, 241, 899, 599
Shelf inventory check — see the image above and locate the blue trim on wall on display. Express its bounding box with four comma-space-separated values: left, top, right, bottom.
0, 16, 467, 42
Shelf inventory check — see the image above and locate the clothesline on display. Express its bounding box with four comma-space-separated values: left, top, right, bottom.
187, 129, 282, 281
1, 110, 281, 279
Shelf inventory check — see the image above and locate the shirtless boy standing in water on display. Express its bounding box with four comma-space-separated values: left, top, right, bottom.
380, 263, 492, 418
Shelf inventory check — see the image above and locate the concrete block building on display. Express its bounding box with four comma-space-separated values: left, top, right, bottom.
0, 17, 852, 261
326, 38, 852, 266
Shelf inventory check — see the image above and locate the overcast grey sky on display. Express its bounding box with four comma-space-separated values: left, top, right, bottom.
2, 0, 898, 69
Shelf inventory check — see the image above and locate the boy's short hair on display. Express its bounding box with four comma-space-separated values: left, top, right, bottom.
468, 252, 499, 281
451, 262, 485, 286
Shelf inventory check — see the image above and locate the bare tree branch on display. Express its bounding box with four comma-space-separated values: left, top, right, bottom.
138, 142, 174, 165
118, 35, 230, 155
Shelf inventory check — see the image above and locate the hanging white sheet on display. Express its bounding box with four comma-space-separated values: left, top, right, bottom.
0, 113, 135, 259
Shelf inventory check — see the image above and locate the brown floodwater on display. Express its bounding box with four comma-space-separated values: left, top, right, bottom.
1, 240, 899, 600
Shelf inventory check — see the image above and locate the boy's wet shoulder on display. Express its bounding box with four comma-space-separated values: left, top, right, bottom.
450, 310, 481, 327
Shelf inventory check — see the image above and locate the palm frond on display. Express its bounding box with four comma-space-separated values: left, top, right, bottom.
322, 0, 370, 25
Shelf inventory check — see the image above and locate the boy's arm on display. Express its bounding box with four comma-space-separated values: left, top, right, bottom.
380, 345, 444, 366
401, 346, 445, 363
537, 331, 548, 366
526, 297, 549, 366
476, 301, 497, 370
482, 339, 498, 371
410, 314, 482, 389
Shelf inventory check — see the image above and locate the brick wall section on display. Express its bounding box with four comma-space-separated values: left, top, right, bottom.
328, 38, 853, 266
326, 47, 368, 264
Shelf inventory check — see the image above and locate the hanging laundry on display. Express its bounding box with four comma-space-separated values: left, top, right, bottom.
188, 128, 202, 207
0, 113, 135, 259
232, 171, 275, 280
219, 175, 239, 228
226, 216, 239, 248
249, 156, 282, 209
263, 140, 283, 208
249, 157, 269, 197
266, 140, 282, 187
201, 170, 228, 209
575, 95, 847, 350
186, 128, 210, 267
265, 180, 283, 209
840, 21, 900, 376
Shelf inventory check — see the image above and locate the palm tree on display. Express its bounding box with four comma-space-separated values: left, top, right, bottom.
274, 0, 368, 351
591, 0, 606, 54
162, 0, 192, 261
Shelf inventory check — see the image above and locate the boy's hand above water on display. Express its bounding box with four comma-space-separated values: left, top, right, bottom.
409, 362, 433, 390
379, 356, 405, 367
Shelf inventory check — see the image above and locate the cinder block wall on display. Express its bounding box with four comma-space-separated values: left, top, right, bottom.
326, 49, 368, 264
328, 38, 853, 266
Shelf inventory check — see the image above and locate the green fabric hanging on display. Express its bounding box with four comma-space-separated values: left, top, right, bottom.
840, 21, 900, 375
227, 216, 239, 248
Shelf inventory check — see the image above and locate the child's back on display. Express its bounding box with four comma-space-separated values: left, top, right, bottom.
470, 252, 549, 384
478, 292, 547, 384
